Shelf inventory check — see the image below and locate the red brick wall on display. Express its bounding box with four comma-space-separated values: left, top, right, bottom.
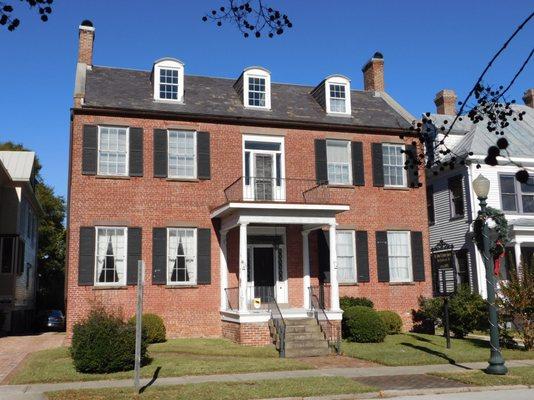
222, 320, 272, 346
66, 113, 431, 339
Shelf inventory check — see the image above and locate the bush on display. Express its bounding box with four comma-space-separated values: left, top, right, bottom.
378, 310, 403, 334
71, 308, 147, 373
343, 306, 387, 343
413, 287, 486, 339
128, 313, 166, 344
340, 296, 374, 310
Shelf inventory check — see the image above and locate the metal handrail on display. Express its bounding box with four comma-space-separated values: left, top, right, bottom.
308, 286, 341, 354
267, 295, 286, 358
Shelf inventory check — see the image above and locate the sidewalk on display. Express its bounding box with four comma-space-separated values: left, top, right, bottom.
1, 359, 533, 398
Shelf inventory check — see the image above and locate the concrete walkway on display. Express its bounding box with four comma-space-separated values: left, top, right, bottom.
0, 359, 533, 398
0, 332, 65, 384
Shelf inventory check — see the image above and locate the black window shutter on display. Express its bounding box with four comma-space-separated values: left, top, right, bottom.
127, 228, 142, 285
245, 152, 250, 185
372, 143, 384, 187
153, 129, 168, 178
411, 231, 425, 282
197, 131, 211, 180
79, 227, 95, 285
317, 230, 330, 283
314, 139, 328, 184
376, 231, 389, 282
197, 228, 211, 284
152, 228, 167, 284
406, 144, 419, 188
82, 125, 98, 175
356, 231, 370, 282
129, 128, 143, 177
351, 141, 365, 186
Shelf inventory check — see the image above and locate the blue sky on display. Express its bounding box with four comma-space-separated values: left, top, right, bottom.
0, 0, 532, 199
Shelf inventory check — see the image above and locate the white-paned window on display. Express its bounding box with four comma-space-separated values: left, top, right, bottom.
159, 68, 179, 100
248, 76, 266, 107
327, 140, 352, 185
167, 228, 196, 285
387, 231, 412, 282
168, 130, 196, 179
329, 84, 347, 113
95, 227, 126, 286
382, 144, 406, 187
98, 126, 128, 176
336, 230, 356, 283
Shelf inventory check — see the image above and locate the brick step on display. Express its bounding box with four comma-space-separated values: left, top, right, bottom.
284, 346, 331, 358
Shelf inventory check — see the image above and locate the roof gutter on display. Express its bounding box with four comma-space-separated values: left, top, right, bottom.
72, 106, 415, 136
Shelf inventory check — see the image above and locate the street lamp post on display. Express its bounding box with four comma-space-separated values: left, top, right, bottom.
472, 174, 507, 375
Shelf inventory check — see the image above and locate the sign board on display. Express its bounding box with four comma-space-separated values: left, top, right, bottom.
253, 298, 262, 309
431, 240, 457, 297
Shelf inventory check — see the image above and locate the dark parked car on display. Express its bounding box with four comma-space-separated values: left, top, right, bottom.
39, 310, 65, 331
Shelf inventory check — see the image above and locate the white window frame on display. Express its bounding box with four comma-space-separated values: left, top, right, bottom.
336, 230, 357, 284
243, 67, 271, 110
167, 130, 197, 179
166, 227, 197, 286
382, 143, 407, 188
325, 76, 351, 116
153, 58, 185, 103
387, 230, 413, 283
326, 139, 352, 185
97, 126, 129, 177
94, 226, 128, 287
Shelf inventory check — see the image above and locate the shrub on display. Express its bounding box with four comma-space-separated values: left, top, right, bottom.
128, 313, 166, 344
378, 310, 403, 334
71, 308, 147, 373
498, 265, 534, 350
448, 286, 486, 338
343, 306, 387, 343
340, 296, 374, 310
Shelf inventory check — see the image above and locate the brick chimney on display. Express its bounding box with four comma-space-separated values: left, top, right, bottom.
74, 20, 94, 107
77, 20, 95, 66
434, 89, 457, 115
523, 89, 534, 108
362, 52, 384, 91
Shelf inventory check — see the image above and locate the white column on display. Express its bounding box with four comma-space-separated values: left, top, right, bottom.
302, 230, 311, 310
238, 222, 248, 313
219, 231, 228, 311
329, 223, 340, 311
514, 241, 522, 277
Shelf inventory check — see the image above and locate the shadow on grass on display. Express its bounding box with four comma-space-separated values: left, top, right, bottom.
139, 366, 161, 394
400, 343, 472, 370
406, 334, 434, 344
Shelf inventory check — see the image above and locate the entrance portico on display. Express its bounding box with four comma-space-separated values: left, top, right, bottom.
211, 202, 349, 326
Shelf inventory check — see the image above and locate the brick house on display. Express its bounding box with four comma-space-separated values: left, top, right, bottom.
66, 21, 432, 353
0, 151, 40, 333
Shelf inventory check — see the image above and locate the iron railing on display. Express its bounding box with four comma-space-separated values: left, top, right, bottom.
267, 294, 286, 358
309, 285, 341, 354
224, 177, 330, 204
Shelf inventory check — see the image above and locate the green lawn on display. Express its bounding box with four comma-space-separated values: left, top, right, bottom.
46, 377, 376, 400
342, 333, 534, 366
434, 366, 534, 386
9, 339, 310, 385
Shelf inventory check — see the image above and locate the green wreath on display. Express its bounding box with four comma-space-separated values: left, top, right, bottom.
473, 206, 509, 258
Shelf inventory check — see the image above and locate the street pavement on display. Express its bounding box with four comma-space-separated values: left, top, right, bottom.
387, 388, 534, 400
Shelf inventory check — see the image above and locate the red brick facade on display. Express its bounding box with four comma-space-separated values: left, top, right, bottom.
66, 112, 432, 340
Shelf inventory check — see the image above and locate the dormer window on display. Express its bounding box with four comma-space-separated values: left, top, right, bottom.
321, 75, 351, 116
153, 58, 185, 103
237, 67, 271, 110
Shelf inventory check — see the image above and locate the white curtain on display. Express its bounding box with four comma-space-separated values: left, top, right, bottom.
327, 141, 350, 184
387, 231, 411, 282
168, 228, 196, 283
336, 231, 355, 283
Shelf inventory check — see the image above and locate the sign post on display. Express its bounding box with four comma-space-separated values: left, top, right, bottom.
134, 260, 145, 392
431, 240, 456, 349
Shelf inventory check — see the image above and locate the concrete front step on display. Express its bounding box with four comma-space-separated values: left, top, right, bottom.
284, 318, 319, 326
284, 346, 331, 357
285, 325, 322, 334
284, 331, 325, 341
284, 339, 329, 350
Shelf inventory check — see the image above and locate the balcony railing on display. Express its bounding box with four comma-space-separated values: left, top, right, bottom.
224, 177, 330, 204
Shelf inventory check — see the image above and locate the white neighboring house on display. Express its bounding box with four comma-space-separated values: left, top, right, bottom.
0, 151, 41, 333
427, 89, 534, 298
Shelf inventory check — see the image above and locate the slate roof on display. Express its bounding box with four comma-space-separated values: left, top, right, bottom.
0, 151, 35, 181
431, 105, 534, 159
83, 66, 414, 131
